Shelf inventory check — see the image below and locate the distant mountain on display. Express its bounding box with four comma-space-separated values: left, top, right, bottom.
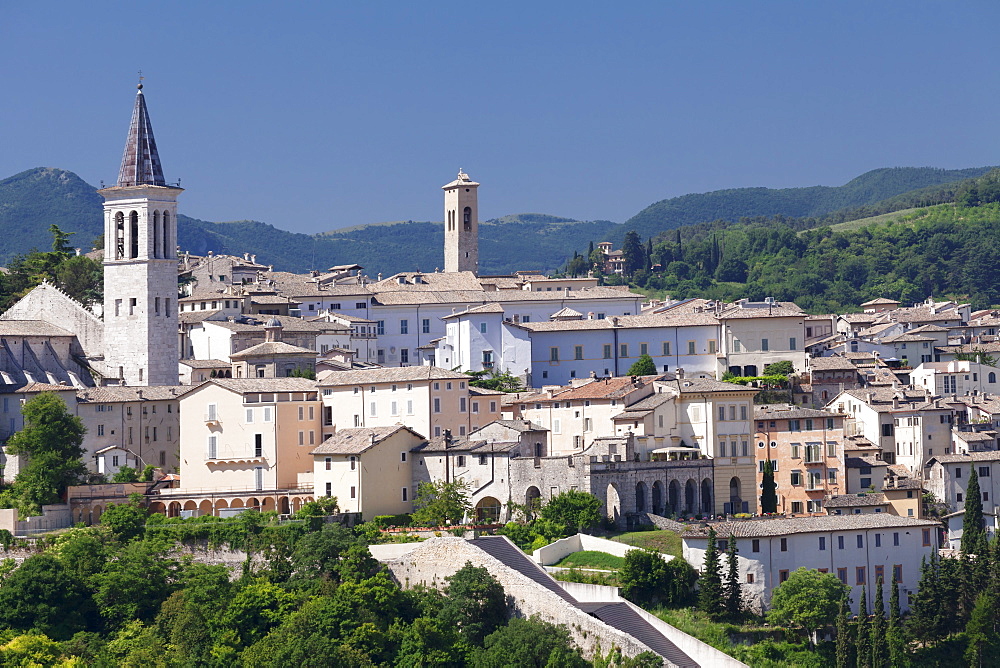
0, 168, 615, 275
616, 166, 997, 244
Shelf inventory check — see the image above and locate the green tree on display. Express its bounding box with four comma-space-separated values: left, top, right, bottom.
964, 464, 988, 557
964, 590, 1000, 667
621, 230, 645, 276
473, 616, 588, 668
856, 586, 870, 668
395, 616, 463, 667
626, 353, 657, 376
110, 466, 140, 483
698, 528, 723, 617
871, 576, 887, 668
768, 568, 849, 645
724, 535, 742, 617
0, 554, 97, 640
54, 254, 103, 306
464, 368, 524, 393
93, 538, 181, 629
289, 522, 358, 581
99, 494, 149, 543
887, 569, 906, 667
763, 360, 795, 376
411, 479, 472, 527
835, 597, 854, 668
760, 460, 778, 514
222, 580, 301, 648
440, 561, 508, 646
619, 549, 667, 607
538, 489, 602, 537
2, 392, 87, 515
0, 634, 76, 666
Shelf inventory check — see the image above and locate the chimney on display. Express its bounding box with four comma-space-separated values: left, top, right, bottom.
444, 429, 453, 448
251, 254, 256, 264
676, 368, 685, 379
244, 253, 250, 261
74, 248, 81, 256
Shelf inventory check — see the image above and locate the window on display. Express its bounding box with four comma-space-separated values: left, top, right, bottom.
791, 443, 800, 459
254, 434, 263, 457
751, 539, 760, 552
789, 337, 797, 350
550, 347, 559, 362
457, 455, 466, 467
350, 486, 356, 499
369, 402, 376, 417
761, 338, 769, 351
746, 573, 755, 583
819, 536, 826, 550
733, 339, 741, 352
460, 397, 467, 412
718, 406, 726, 421
377, 320, 385, 335
639, 343, 648, 356
779, 570, 789, 583
620, 344, 628, 358
402, 487, 408, 502
472, 401, 479, 414
922, 529, 931, 546
893, 565, 903, 583
663, 341, 671, 356
838, 535, 844, 550
325, 482, 332, 497
956, 467, 963, 479
400, 320, 408, 334
687, 341, 696, 355
780, 537, 787, 552
433, 398, 441, 413
574, 345, 583, 360
857, 535, 864, 548
980, 466, 991, 477
740, 405, 747, 421
837, 568, 847, 584
856, 567, 866, 585
828, 470, 838, 484
350, 456, 356, 470
480, 322, 487, 334
875, 533, 881, 547
207, 436, 217, 459
708, 340, 716, 354
790, 471, 801, 486
791, 501, 803, 513
325, 457, 332, 470
875, 565, 884, 583
423, 319, 431, 334
603, 344, 612, 359
789, 419, 801, 431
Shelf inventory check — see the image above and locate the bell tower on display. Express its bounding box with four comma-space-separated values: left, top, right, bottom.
442, 169, 479, 274
98, 81, 182, 386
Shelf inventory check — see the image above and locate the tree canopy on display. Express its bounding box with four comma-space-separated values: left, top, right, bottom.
767, 568, 849, 639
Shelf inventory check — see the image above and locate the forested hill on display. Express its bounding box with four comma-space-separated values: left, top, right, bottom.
0, 168, 615, 274
616, 166, 996, 246
623, 196, 1000, 312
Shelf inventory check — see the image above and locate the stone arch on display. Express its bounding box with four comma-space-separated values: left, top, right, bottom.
701, 478, 713, 514
262, 497, 276, 512
167, 501, 181, 518
115, 212, 126, 259
249, 498, 261, 511
183, 500, 198, 514
214, 499, 230, 514
730, 476, 743, 512
152, 210, 161, 258
129, 211, 139, 259
635, 481, 648, 513
92, 505, 104, 523
229, 499, 244, 509
525, 486, 542, 518
463, 206, 472, 231
199, 500, 214, 517
475, 496, 501, 523
652, 480, 664, 515
668, 480, 680, 516
684, 479, 696, 514
606, 483, 621, 525
162, 211, 171, 258
279, 497, 290, 515
148, 501, 165, 516
292, 497, 302, 513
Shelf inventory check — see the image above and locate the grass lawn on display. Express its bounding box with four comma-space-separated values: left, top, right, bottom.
553, 550, 625, 570
610, 529, 683, 558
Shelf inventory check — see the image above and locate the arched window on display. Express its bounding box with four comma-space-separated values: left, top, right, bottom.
990, 373, 996, 384
129, 211, 139, 259
162, 212, 171, 258
463, 206, 471, 231
115, 212, 125, 259
152, 211, 161, 259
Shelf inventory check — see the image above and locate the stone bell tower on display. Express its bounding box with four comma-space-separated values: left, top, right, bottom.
443, 169, 479, 274
97, 82, 182, 386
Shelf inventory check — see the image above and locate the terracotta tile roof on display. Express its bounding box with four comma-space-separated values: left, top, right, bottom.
13, 382, 76, 393
754, 404, 844, 420
534, 375, 668, 402
229, 341, 316, 358
513, 312, 719, 332
179, 359, 231, 369
192, 378, 319, 394
861, 298, 901, 306
809, 356, 858, 371
683, 513, 938, 538
715, 301, 805, 319
311, 425, 422, 455
77, 385, 191, 402
317, 366, 468, 386
841, 313, 878, 323
442, 303, 506, 319
926, 451, 1000, 465
0, 320, 74, 337
846, 456, 886, 468
824, 493, 887, 508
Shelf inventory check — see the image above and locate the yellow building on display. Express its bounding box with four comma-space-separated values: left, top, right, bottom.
312, 425, 425, 518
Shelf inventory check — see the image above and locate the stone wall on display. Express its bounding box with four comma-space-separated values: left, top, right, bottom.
1, 282, 104, 362
379, 536, 658, 662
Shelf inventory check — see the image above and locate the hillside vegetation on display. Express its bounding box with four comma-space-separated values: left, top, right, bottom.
616, 166, 995, 246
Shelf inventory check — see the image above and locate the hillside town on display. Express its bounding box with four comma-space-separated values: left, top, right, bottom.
1, 85, 998, 666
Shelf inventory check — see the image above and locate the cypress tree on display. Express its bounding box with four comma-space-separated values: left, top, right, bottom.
760, 460, 778, 514
835, 597, 854, 668
856, 585, 870, 668
645, 238, 653, 271
871, 576, 887, 668
588, 240, 594, 258
675, 229, 682, 260
698, 528, 724, 618
724, 535, 741, 618
910, 552, 941, 644
964, 464, 988, 557
888, 569, 905, 667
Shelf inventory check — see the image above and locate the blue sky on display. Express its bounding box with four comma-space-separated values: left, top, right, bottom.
3, 2, 998, 233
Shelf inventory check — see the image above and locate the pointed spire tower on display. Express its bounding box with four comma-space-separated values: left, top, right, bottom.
98, 81, 182, 386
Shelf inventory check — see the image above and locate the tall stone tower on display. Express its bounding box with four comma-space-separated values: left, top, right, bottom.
98, 83, 182, 386
443, 169, 479, 274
